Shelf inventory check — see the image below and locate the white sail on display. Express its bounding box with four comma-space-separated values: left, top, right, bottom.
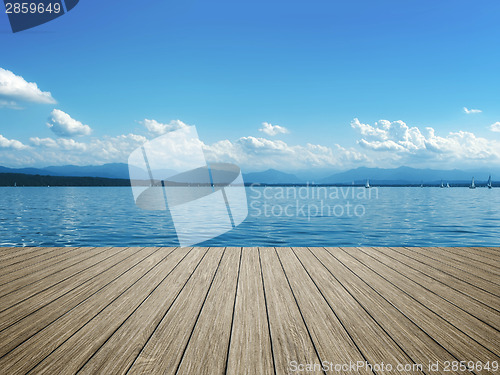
488, 175, 492, 188
365, 179, 370, 188
470, 177, 476, 189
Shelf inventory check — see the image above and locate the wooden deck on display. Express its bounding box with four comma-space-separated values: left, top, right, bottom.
0, 247, 498, 374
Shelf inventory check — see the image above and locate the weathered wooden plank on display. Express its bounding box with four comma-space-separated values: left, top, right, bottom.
226, 247, 274, 375
308, 247, 459, 374
0, 247, 123, 309
393, 247, 500, 298
176, 247, 242, 374
259, 247, 322, 375
0, 247, 107, 298
127, 247, 225, 375
292, 247, 422, 374
363, 247, 500, 330
76, 247, 208, 375
330, 247, 500, 365
0, 247, 61, 269
472, 247, 500, 259
373, 247, 500, 311
402, 247, 500, 292
0, 247, 182, 375
0, 246, 93, 286
277, 247, 386, 374
0, 247, 44, 261
0, 247, 497, 375
443, 247, 500, 265
346, 247, 500, 354
0, 247, 160, 357
434, 247, 500, 277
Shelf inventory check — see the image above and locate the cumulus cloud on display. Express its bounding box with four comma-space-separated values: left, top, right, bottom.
30, 137, 87, 151
258, 122, 289, 136
47, 109, 92, 137
490, 122, 500, 133
203, 136, 366, 170
141, 119, 188, 136
0, 134, 29, 150
351, 118, 500, 166
9, 133, 147, 167
0, 67, 56, 105
463, 107, 482, 114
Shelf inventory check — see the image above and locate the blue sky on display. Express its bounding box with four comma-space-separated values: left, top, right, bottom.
1, 0, 500, 171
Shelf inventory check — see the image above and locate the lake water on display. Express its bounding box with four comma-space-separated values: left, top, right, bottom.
1, 186, 499, 247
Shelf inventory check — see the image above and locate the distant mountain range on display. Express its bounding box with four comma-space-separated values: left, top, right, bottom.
319, 166, 499, 185
0, 163, 131, 179
243, 169, 303, 184
243, 166, 499, 185
0, 164, 499, 186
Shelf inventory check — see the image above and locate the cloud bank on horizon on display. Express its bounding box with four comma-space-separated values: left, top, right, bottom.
1, 67, 500, 171
2, 115, 500, 171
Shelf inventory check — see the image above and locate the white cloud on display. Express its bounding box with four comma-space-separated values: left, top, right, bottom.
30, 137, 87, 151
203, 136, 366, 170
141, 119, 188, 136
490, 122, 500, 133
19, 133, 147, 167
0, 67, 56, 105
258, 122, 289, 136
47, 109, 92, 137
0, 134, 29, 150
5, 116, 500, 171
0, 100, 22, 109
351, 118, 500, 167
463, 107, 482, 114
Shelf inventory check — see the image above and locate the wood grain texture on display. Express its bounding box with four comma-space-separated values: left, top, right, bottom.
363, 247, 500, 330
0, 247, 498, 375
0, 247, 61, 270
176, 247, 242, 375
0, 248, 176, 374
0, 247, 123, 310
0, 246, 83, 285
259, 247, 322, 374
346, 247, 499, 353
307, 247, 460, 375
330, 247, 500, 365
276, 247, 373, 374
0, 247, 159, 358
374, 246, 500, 311
128, 247, 225, 375
77, 247, 207, 375
402, 247, 500, 295
226, 247, 274, 375
291, 247, 421, 374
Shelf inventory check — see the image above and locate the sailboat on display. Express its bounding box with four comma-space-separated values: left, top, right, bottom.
487, 175, 493, 189
440, 180, 445, 188
446, 182, 450, 188
469, 177, 476, 189
14, 182, 16, 187
365, 179, 370, 189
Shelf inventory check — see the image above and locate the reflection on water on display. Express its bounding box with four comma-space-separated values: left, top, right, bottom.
0, 186, 499, 247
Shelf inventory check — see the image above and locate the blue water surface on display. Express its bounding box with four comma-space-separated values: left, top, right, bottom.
0, 186, 499, 247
